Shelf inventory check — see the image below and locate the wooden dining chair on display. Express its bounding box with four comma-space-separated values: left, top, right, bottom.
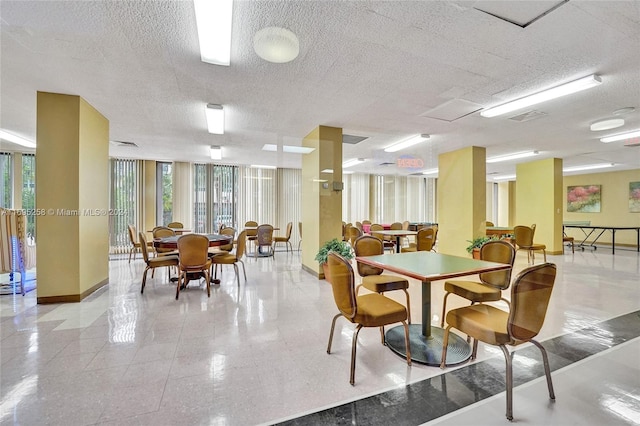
211, 230, 247, 285
326, 251, 411, 385
401, 227, 435, 253
152, 226, 178, 256
255, 224, 274, 258
273, 222, 293, 252
514, 224, 546, 264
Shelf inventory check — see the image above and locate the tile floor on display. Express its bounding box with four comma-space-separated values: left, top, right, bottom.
1, 244, 639, 425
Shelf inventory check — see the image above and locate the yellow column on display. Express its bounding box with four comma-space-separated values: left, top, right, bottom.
36, 92, 109, 303
437, 146, 486, 256
516, 158, 563, 254
301, 125, 343, 278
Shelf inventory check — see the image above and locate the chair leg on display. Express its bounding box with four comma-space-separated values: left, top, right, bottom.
350, 324, 363, 385
401, 320, 411, 366
175, 272, 182, 300
239, 260, 247, 280
542, 249, 547, 262
531, 339, 556, 401
440, 325, 452, 369
402, 289, 412, 324
141, 267, 149, 294
471, 338, 479, 360
499, 345, 514, 421
327, 313, 342, 354
233, 263, 239, 285
440, 292, 451, 327
129, 247, 134, 263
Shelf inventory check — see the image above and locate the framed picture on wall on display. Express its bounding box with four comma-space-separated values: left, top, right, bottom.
567, 185, 601, 212
630, 182, 640, 213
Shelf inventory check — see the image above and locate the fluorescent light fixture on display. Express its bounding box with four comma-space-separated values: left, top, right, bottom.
0, 129, 36, 148
262, 144, 314, 154
321, 169, 333, 174
384, 134, 430, 153
480, 74, 602, 118
210, 145, 222, 160
205, 104, 224, 134
283, 145, 314, 154
342, 158, 365, 168
487, 151, 539, 163
249, 164, 277, 169
422, 168, 438, 175
493, 174, 516, 181
320, 169, 353, 174
600, 129, 640, 143
193, 0, 233, 66
590, 118, 624, 131
563, 163, 614, 172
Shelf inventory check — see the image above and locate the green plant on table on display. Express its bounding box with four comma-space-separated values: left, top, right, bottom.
315, 238, 354, 264
465, 235, 500, 253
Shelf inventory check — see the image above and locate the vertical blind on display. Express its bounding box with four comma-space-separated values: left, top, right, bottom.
0, 152, 11, 208
109, 159, 143, 254
22, 154, 36, 241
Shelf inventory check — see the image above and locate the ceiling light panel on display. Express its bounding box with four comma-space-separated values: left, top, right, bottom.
205, 104, 224, 134
343, 158, 365, 168
481, 74, 602, 118
262, 144, 277, 152
0, 129, 36, 148
210, 145, 222, 160
384, 134, 430, 153
486, 151, 539, 163
193, 0, 233, 66
590, 118, 624, 131
600, 130, 640, 143
283, 146, 314, 154
563, 163, 614, 172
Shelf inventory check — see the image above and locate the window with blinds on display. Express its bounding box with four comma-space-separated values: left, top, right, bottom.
0, 152, 11, 208
22, 154, 36, 240
109, 159, 141, 254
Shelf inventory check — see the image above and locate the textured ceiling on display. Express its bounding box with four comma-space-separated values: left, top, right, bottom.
1, 0, 639, 177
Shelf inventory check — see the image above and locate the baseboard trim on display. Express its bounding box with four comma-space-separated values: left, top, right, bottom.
37, 277, 109, 304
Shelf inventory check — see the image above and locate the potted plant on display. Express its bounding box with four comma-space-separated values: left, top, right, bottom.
315, 238, 354, 282
466, 236, 498, 259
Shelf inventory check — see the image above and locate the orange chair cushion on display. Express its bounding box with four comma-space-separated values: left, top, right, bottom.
445, 304, 511, 346
443, 280, 502, 303
361, 275, 409, 293
351, 293, 407, 327
211, 252, 237, 265
148, 255, 179, 268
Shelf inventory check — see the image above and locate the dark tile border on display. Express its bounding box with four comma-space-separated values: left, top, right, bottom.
274, 311, 640, 426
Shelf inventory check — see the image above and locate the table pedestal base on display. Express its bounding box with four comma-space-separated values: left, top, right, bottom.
385, 324, 472, 366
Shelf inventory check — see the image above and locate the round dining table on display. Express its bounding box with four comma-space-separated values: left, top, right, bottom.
153, 234, 233, 285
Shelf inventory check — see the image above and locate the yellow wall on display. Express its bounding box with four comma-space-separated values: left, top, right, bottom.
516, 158, 563, 254
437, 146, 486, 256
36, 92, 109, 301
563, 169, 640, 246
301, 126, 343, 275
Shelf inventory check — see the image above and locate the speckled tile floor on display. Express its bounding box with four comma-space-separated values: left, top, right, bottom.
1, 246, 639, 425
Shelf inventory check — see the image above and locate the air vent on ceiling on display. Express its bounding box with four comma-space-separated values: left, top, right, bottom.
508, 110, 547, 122
379, 162, 395, 166
110, 140, 139, 147
342, 134, 368, 144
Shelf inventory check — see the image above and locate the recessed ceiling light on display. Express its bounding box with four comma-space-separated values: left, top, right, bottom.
384, 134, 430, 153
600, 129, 640, 143
210, 145, 222, 160
563, 163, 614, 172
590, 118, 624, 131
253, 27, 299, 63
250, 164, 277, 169
0, 129, 36, 148
283, 145, 314, 154
481, 74, 602, 118
193, 0, 233, 66
486, 151, 539, 163
262, 144, 277, 152
342, 158, 365, 168
613, 107, 635, 115
205, 104, 224, 134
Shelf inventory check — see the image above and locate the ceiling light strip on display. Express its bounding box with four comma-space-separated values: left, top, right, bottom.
563, 163, 614, 172
205, 104, 224, 134
486, 150, 539, 163
193, 0, 233, 66
600, 130, 640, 143
210, 145, 222, 160
481, 74, 602, 118
342, 158, 365, 168
384, 134, 430, 153
0, 129, 36, 148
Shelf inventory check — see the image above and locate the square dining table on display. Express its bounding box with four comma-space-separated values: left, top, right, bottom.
355, 251, 512, 366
